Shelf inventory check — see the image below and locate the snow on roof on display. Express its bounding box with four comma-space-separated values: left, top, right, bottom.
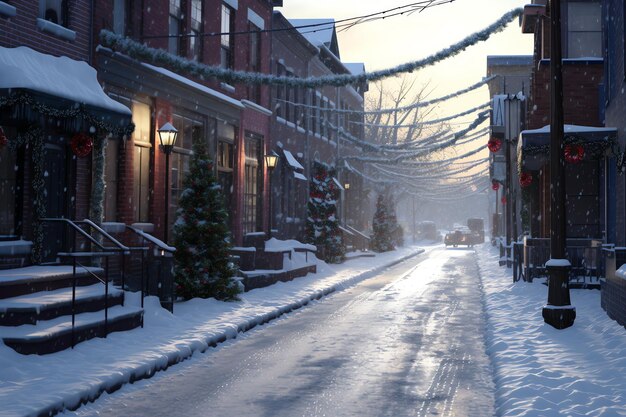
344, 63, 365, 76
288, 18, 335, 47
0, 46, 130, 115
143, 63, 244, 109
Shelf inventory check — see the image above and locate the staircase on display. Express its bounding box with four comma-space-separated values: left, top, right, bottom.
0, 265, 143, 354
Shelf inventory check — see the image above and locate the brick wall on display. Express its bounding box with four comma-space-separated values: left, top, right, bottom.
527, 61, 604, 130
0, 0, 91, 62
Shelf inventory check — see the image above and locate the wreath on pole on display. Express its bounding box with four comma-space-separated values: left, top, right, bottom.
519, 172, 533, 188
70, 132, 93, 158
0, 126, 7, 148
491, 180, 500, 191
487, 137, 502, 153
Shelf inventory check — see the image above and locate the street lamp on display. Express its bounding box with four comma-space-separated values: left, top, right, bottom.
158, 122, 178, 244
344, 182, 350, 226
543, 0, 575, 329
264, 153, 278, 239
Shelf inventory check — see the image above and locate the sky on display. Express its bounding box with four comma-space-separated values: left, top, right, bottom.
279, 0, 533, 190
279, 0, 532, 112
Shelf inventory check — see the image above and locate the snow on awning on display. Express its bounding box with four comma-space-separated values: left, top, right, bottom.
294, 172, 307, 181
518, 124, 617, 170
283, 149, 304, 171
0, 46, 131, 116
332, 177, 344, 191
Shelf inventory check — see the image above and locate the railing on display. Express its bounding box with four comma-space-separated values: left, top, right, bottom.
126, 226, 175, 313
344, 225, 371, 251
516, 238, 605, 284
58, 252, 118, 349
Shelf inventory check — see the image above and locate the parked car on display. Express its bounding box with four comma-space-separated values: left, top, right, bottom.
444, 228, 481, 248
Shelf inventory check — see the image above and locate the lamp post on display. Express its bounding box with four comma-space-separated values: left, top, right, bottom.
157, 122, 178, 244
344, 182, 350, 226
264, 153, 278, 239
543, 0, 575, 329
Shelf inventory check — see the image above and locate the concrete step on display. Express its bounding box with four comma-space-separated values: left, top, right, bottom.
0, 265, 104, 299
0, 284, 124, 326
1, 305, 144, 355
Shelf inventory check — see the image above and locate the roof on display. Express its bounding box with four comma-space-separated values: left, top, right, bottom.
344, 63, 366, 75
487, 55, 533, 67
0, 46, 130, 115
289, 18, 340, 58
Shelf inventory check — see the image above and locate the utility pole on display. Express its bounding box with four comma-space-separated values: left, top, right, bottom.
542, 0, 575, 329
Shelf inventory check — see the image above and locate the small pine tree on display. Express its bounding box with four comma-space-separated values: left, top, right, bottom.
306, 162, 345, 263
371, 194, 395, 252
172, 138, 240, 301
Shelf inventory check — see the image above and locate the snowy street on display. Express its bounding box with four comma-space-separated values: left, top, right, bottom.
66, 248, 495, 417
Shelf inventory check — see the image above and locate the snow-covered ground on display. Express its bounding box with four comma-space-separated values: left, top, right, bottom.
2, 242, 626, 417
477, 244, 626, 417
0, 244, 426, 417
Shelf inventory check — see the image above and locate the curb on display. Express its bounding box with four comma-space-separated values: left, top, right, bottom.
38, 247, 425, 417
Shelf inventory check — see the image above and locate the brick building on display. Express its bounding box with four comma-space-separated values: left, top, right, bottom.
0, 1, 132, 266
270, 14, 369, 243
94, 0, 275, 247
517, 0, 615, 241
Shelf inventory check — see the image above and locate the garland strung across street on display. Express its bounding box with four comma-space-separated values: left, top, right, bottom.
355, 102, 491, 127
99, 7, 522, 88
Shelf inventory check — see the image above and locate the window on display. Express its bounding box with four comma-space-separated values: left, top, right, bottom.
40, 0, 68, 26
221, 4, 235, 68
275, 62, 286, 119
248, 23, 261, 102
132, 101, 152, 223
217, 122, 236, 213
243, 132, 263, 234
190, 0, 203, 61
0, 135, 16, 237
567, 1, 602, 58
169, 0, 182, 55
113, 0, 127, 35
103, 139, 119, 221
170, 114, 204, 232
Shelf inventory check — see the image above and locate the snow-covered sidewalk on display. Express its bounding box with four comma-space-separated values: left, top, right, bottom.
0, 245, 425, 417
476, 244, 626, 417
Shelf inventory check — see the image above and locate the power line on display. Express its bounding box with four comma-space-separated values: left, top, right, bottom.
142, 0, 454, 40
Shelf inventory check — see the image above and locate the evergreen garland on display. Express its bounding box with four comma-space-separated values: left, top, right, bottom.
99, 8, 522, 88
306, 162, 345, 263
370, 194, 396, 253
172, 138, 240, 301
90, 133, 106, 225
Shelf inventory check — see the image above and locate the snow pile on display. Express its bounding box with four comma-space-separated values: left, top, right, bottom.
0, 245, 424, 417
476, 245, 626, 417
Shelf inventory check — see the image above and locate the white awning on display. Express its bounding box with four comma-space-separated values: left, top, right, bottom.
0, 46, 130, 116
283, 149, 304, 171
294, 172, 307, 181
332, 177, 344, 190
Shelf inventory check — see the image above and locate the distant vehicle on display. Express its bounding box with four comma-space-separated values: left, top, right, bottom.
417, 221, 439, 241
467, 218, 485, 243
444, 227, 481, 248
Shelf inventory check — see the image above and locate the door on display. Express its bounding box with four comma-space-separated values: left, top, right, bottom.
41, 142, 70, 262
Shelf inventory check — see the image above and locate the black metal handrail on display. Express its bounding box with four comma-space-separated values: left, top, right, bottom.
57, 251, 117, 349
125, 226, 175, 313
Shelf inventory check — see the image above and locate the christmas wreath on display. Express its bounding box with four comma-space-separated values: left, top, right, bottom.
519, 172, 533, 188
564, 144, 584, 164
487, 137, 502, 153
70, 133, 93, 158
501, 196, 507, 205
491, 180, 500, 191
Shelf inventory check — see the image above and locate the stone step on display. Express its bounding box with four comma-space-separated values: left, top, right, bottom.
1, 305, 144, 355
0, 284, 124, 326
